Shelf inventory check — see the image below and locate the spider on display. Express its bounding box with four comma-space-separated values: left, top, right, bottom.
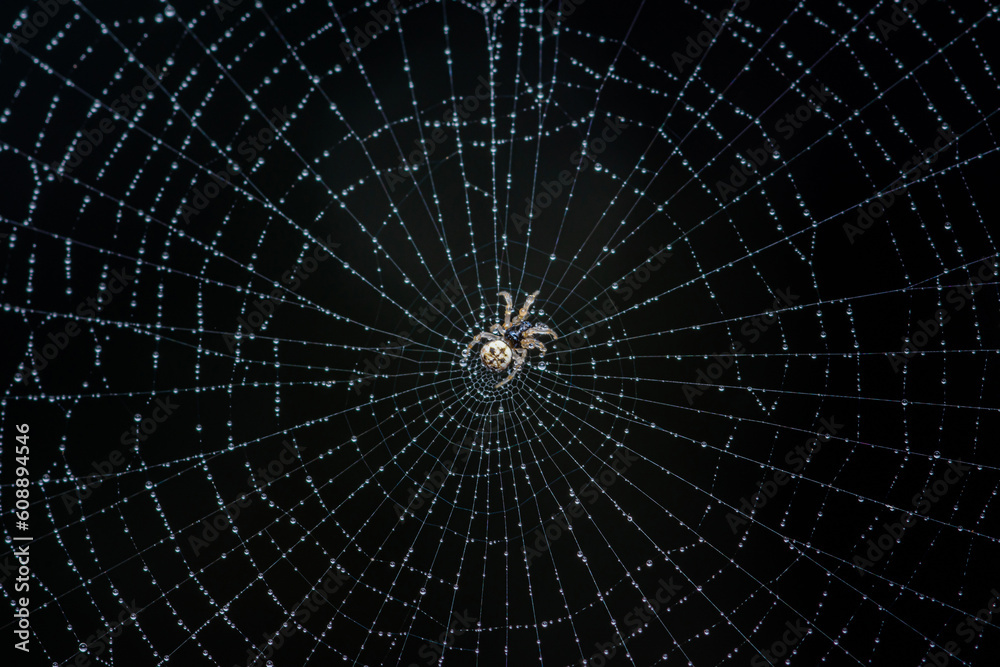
465, 290, 557, 388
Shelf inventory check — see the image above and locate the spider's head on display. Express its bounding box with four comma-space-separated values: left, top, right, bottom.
501, 319, 529, 346
481, 339, 513, 371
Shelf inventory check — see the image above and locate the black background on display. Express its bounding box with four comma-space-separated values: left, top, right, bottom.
1, 1, 999, 666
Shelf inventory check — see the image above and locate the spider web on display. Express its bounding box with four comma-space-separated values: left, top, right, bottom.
1, 0, 999, 665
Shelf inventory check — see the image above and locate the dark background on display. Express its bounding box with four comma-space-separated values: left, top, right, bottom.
0, 0, 998, 665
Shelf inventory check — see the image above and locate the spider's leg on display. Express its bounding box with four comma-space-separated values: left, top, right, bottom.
498, 291, 514, 327
516, 290, 540, 324
522, 325, 557, 341
490, 323, 504, 335
495, 348, 526, 388
466, 331, 500, 354
521, 337, 548, 356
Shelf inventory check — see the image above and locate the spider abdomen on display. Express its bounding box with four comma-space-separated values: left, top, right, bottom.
481, 339, 513, 370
